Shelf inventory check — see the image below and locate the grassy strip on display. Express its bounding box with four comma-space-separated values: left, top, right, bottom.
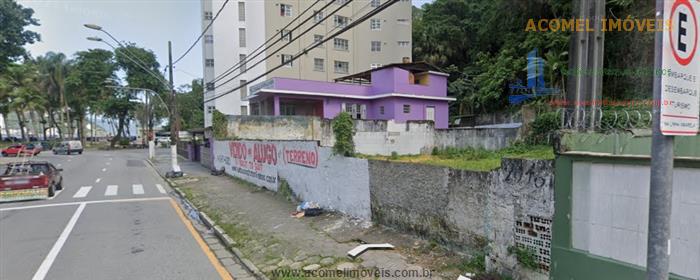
358, 144, 554, 171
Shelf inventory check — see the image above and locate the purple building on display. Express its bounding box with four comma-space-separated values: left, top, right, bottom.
246, 63, 455, 128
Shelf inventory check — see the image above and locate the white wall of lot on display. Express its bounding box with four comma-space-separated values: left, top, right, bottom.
212, 140, 371, 219
571, 162, 700, 279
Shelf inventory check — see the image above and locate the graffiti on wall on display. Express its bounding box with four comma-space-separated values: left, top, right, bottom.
214, 140, 319, 189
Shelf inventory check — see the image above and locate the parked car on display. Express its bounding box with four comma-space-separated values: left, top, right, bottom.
0, 161, 63, 201
1, 144, 41, 157
52, 140, 83, 155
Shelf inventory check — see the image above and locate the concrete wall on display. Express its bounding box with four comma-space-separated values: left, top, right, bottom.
224, 115, 521, 155
369, 158, 555, 276
571, 162, 700, 279
212, 139, 370, 219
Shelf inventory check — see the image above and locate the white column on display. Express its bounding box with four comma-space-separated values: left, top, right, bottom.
171, 144, 181, 172
148, 140, 155, 160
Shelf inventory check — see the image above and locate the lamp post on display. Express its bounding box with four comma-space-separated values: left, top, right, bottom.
86, 26, 182, 177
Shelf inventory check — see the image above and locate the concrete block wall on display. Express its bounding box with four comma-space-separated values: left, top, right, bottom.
223, 115, 521, 156
369, 158, 555, 276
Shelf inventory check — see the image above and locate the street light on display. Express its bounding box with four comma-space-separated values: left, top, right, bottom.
85, 24, 182, 177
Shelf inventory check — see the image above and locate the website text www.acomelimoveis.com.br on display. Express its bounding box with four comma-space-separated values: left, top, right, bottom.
269, 268, 435, 279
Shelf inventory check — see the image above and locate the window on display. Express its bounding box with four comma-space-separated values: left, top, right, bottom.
403, 104, 411, 114
280, 29, 292, 42
240, 105, 248, 116
204, 35, 213, 44
397, 18, 409, 25
370, 63, 382, 69
379, 106, 385, 115
334, 38, 349, 51
239, 28, 246, 47
334, 60, 349, 74
314, 58, 325, 72
371, 0, 380, 7
371, 41, 381, 52
370, 18, 381, 30
313, 10, 324, 23
240, 80, 247, 99
239, 54, 247, 71
313, 34, 324, 47
204, 11, 213, 20
334, 15, 349, 27
281, 104, 296, 115
398, 41, 410, 47
206, 82, 215, 90
281, 54, 293, 67
238, 2, 245, 21
205, 59, 214, 67
280, 4, 292, 17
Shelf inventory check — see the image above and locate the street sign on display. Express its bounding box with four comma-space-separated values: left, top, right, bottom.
661, 0, 700, 135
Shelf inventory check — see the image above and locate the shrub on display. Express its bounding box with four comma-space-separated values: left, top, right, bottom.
508, 246, 539, 270
527, 112, 560, 145
332, 112, 355, 156
212, 110, 228, 140
118, 138, 130, 147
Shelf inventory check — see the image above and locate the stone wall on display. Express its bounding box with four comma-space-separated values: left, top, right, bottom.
223, 115, 520, 155
369, 158, 555, 277
212, 139, 371, 219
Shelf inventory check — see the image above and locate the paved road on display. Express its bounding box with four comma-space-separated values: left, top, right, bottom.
0, 149, 230, 280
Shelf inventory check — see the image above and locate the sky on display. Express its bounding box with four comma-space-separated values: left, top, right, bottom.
19, 0, 435, 88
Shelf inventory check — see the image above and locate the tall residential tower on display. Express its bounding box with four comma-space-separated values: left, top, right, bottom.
201, 0, 413, 127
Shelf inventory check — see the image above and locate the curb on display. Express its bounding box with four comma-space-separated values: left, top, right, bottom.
146, 159, 269, 280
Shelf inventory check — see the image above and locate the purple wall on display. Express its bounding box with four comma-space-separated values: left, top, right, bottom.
254, 67, 452, 128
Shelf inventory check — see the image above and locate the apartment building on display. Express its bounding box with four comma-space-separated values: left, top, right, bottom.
201, 0, 413, 127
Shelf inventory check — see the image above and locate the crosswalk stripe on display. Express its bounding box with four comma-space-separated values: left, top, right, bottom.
132, 184, 144, 195
73, 186, 92, 198
105, 185, 118, 196
155, 184, 166, 194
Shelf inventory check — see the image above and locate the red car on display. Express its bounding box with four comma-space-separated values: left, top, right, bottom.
0, 161, 63, 201
1, 144, 41, 157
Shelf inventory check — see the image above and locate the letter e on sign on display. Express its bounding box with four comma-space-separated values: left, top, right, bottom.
661, 0, 700, 135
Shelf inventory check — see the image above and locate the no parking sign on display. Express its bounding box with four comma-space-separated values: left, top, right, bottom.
661, 0, 700, 135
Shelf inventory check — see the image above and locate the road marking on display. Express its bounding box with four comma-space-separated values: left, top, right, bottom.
73, 186, 92, 198
169, 199, 233, 280
101, 168, 107, 172
106, 162, 110, 166
56, 164, 61, 167
156, 184, 166, 194
132, 184, 144, 195
105, 185, 118, 196
0, 197, 170, 212
95, 178, 101, 183
47, 190, 63, 200
31, 203, 86, 280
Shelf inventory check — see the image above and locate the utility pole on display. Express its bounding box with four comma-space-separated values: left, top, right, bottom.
167, 41, 182, 177
647, 0, 674, 278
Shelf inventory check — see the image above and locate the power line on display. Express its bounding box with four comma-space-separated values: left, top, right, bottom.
210, 0, 353, 92
206, 0, 325, 88
204, 0, 400, 104
172, 0, 230, 66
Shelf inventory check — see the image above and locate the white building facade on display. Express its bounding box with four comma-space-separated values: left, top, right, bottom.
201, 0, 413, 127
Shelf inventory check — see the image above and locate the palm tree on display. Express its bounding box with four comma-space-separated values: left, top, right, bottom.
36, 52, 70, 139
2, 63, 46, 141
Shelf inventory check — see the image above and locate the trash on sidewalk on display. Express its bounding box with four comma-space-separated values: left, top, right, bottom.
347, 243, 394, 258
291, 201, 322, 218
457, 272, 474, 280
210, 167, 225, 176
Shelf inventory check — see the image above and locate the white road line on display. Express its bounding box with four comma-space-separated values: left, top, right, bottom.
56, 164, 61, 167
155, 184, 166, 194
0, 197, 170, 212
105, 185, 118, 196
132, 184, 144, 195
73, 186, 92, 198
105, 162, 110, 166
31, 203, 86, 280
101, 168, 107, 172
95, 178, 101, 183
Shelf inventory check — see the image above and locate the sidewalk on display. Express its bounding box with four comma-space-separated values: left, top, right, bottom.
148, 150, 457, 280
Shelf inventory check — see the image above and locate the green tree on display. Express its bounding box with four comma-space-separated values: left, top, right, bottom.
1, 62, 46, 140
0, 0, 40, 73
36, 52, 71, 139
65, 49, 117, 144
